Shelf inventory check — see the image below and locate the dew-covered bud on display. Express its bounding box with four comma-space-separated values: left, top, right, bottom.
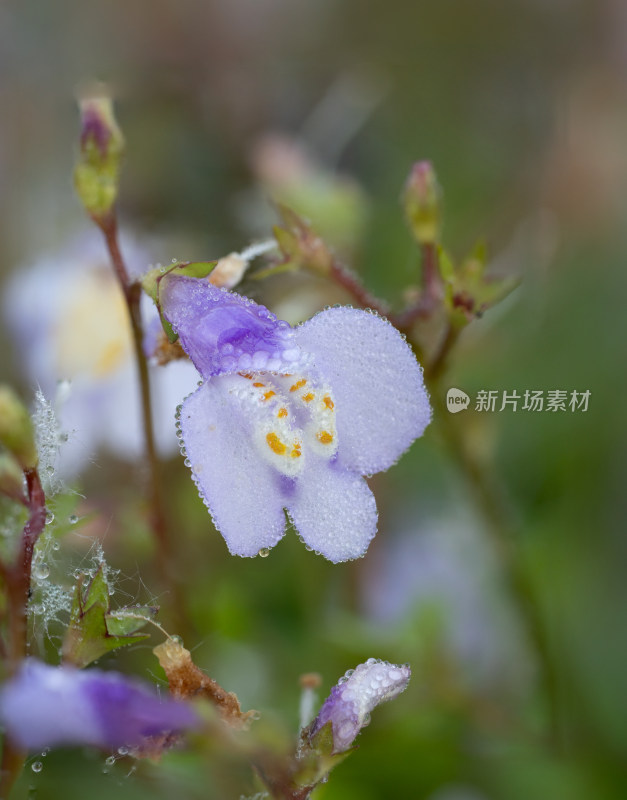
309, 659, 411, 753
403, 161, 442, 245
74, 87, 125, 222
0, 659, 198, 751
0, 385, 38, 470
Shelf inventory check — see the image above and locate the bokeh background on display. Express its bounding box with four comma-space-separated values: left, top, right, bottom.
1, 0, 627, 798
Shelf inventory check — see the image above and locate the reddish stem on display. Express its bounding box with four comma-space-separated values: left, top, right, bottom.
0, 467, 46, 798
96, 213, 185, 631
328, 259, 389, 316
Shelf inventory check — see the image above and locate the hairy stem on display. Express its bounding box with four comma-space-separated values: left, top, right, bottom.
328, 258, 389, 316
0, 467, 46, 798
97, 214, 185, 631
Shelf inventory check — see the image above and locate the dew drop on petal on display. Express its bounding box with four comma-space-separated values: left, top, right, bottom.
31, 762, 43, 773
68, 514, 78, 524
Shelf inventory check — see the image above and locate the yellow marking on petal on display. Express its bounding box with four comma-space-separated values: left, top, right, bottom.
290, 378, 307, 392
253, 382, 265, 387
290, 447, 302, 458
94, 340, 126, 377
302, 392, 315, 403
277, 407, 288, 418
266, 432, 286, 455
322, 395, 334, 410
263, 390, 276, 401
316, 431, 334, 445
239, 372, 254, 379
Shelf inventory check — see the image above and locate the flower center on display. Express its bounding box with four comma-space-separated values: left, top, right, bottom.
234, 371, 338, 478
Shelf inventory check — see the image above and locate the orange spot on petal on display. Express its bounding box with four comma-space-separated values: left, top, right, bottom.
277, 407, 288, 418
302, 392, 314, 403
263, 390, 276, 401
316, 431, 334, 445
266, 432, 286, 455
323, 396, 334, 410
290, 378, 307, 392
253, 382, 265, 388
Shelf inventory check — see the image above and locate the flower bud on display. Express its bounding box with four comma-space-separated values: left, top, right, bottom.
0, 385, 38, 470
309, 659, 411, 753
0, 452, 26, 504
74, 89, 124, 222
403, 161, 442, 245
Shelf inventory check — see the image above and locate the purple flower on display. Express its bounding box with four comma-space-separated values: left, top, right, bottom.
162, 277, 431, 562
0, 659, 198, 751
310, 659, 411, 752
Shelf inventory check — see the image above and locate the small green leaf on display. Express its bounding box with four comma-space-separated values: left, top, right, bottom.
63, 566, 152, 668
106, 605, 159, 636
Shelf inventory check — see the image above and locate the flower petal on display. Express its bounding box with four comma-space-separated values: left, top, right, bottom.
287, 456, 377, 562
311, 659, 411, 752
0, 660, 197, 751
161, 276, 301, 378
180, 380, 287, 556
294, 307, 431, 474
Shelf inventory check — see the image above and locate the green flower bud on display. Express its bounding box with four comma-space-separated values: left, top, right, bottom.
0, 386, 38, 470
0, 452, 26, 504
73, 89, 125, 223
403, 161, 442, 245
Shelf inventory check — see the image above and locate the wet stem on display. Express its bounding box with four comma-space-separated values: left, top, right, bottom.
0, 467, 46, 797
97, 213, 186, 632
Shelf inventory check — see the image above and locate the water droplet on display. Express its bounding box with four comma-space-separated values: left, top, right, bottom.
105, 755, 116, 766
169, 635, 184, 646
68, 514, 78, 524
52, 541, 60, 551
117, 746, 128, 756
31, 762, 43, 773
45, 511, 54, 525
33, 563, 50, 581
258, 548, 270, 558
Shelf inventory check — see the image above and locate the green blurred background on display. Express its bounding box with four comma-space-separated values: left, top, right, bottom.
1, 0, 627, 797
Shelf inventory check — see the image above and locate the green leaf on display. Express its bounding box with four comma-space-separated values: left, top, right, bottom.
106, 605, 159, 636
63, 566, 152, 668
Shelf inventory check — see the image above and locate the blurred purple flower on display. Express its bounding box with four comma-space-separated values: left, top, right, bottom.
362, 518, 531, 691
309, 659, 411, 753
162, 276, 431, 562
3, 232, 198, 478
0, 659, 198, 751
